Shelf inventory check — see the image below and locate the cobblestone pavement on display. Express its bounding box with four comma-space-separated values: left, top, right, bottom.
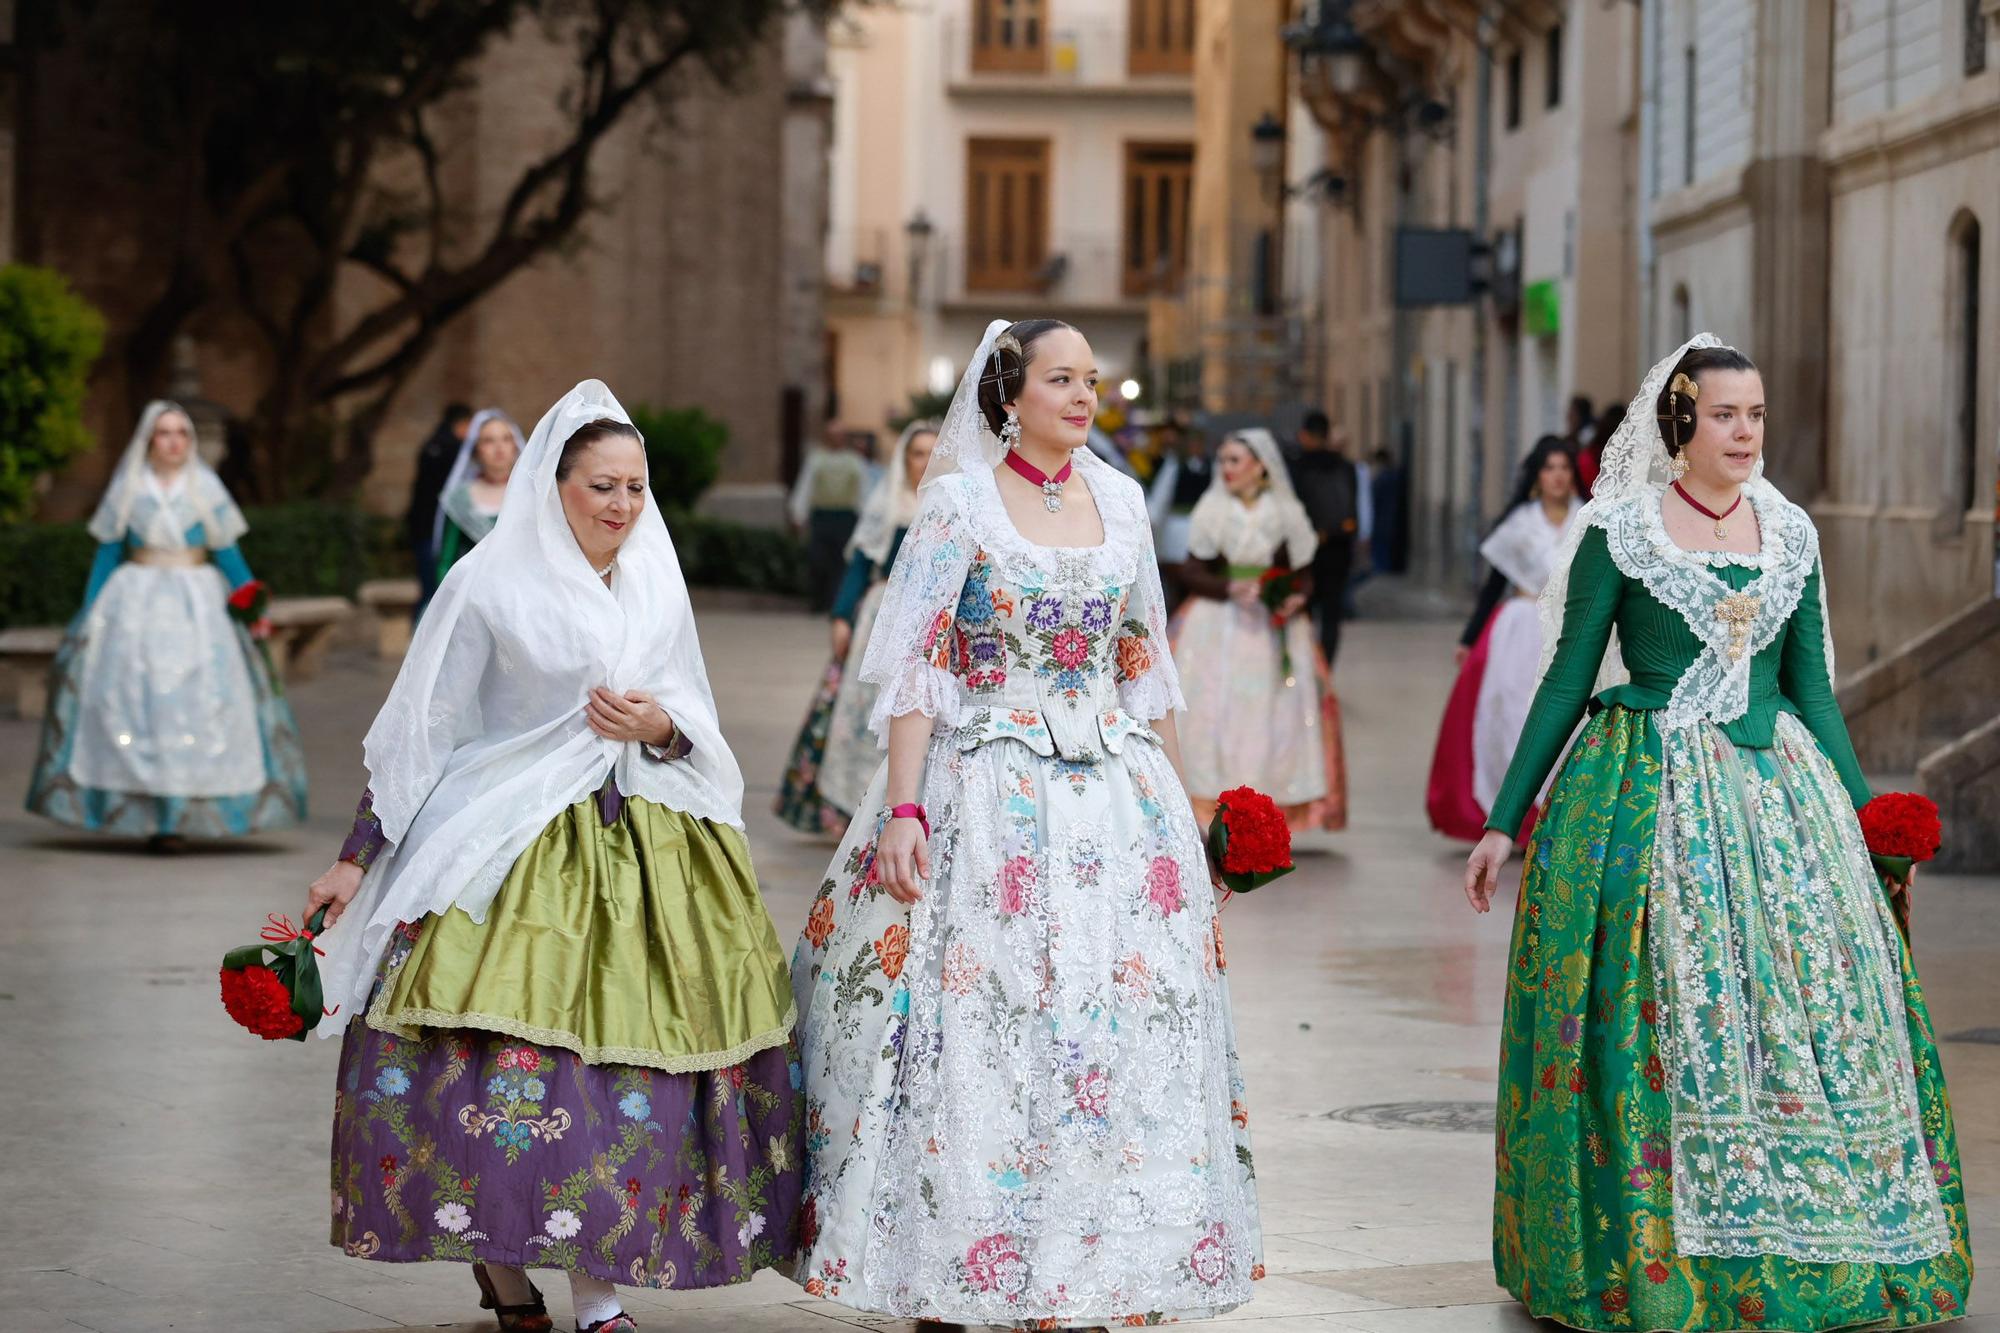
1, 603, 1992, 1332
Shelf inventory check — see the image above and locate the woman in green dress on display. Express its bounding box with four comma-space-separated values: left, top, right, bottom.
1463, 336, 1972, 1330
433, 408, 523, 584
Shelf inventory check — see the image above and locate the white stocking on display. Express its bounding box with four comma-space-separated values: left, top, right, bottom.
569, 1272, 623, 1327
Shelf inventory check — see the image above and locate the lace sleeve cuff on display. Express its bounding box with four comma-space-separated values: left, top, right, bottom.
1118, 668, 1185, 722
339, 788, 389, 869
866, 661, 968, 743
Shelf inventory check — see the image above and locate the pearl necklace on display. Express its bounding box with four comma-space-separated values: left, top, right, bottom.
594, 557, 617, 579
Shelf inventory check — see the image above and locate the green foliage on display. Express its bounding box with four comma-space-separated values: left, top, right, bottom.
666, 509, 807, 598
0, 266, 106, 521
0, 522, 98, 629
0, 504, 369, 629
237, 503, 371, 600
630, 404, 729, 511
0, 502, 804, 627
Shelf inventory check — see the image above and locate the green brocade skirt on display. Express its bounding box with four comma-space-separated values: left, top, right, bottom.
1496, 706, 1973, 1331
369, 795, 796, 1073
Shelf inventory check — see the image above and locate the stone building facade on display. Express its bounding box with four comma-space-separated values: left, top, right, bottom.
1647, 0, 1998, 667
6, 7, 826, 521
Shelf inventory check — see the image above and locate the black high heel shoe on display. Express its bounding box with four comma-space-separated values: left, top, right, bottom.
471, 1262, 553, 1332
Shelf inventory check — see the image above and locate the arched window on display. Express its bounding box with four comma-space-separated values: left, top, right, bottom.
1945, 211, 1982, 525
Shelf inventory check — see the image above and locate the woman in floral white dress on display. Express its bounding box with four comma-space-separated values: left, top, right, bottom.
790, 319, 1263, 1327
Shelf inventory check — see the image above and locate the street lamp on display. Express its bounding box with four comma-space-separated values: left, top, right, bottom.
904, 208, 935, 304
1284, 0, 1371, 98
1120, 378, 1142, 401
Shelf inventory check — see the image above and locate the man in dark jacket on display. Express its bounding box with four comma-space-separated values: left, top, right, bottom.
406, 402, 472, 608
1287, 410, 1360, 668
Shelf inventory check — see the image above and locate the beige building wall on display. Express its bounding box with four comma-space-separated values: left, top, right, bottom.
1817, 0, 1999, 665
1292, 0, 1636, 585
824, 0, 1196, 438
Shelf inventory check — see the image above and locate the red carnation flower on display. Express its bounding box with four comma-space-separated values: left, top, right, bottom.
1215, 788, 1292, 871
218, 964, 304, 1040
1600, 1287, 1629, 1314
1858, 793, 1942, 862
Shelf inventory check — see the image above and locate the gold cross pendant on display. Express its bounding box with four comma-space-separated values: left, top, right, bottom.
1714, 592, 1762, 662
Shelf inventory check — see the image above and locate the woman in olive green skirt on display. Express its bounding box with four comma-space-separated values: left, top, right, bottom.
1465, 338, 1972, 1330
306, 383, 800, 1333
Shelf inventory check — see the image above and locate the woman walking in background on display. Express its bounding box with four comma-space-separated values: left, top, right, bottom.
1464, 337, 1971, 1330
305, 382, 800, 1333
1171, 427, 1346, 833
26, 401, 306, 848
775, 420, 938, 834
432, 408, 524, 583
1426, 436, 1578, 842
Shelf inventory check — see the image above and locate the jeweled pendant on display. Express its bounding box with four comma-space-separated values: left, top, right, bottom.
1714, 520, 1727, 539
1042, 481, 1064, 513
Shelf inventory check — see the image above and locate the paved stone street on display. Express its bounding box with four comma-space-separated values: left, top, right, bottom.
1, 602, 1994, 1333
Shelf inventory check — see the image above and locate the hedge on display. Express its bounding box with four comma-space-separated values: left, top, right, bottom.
0, 503, 804, 628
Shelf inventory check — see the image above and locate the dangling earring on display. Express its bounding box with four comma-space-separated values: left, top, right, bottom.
1000, 411, 1022, 449
1668, 451, 1689, 481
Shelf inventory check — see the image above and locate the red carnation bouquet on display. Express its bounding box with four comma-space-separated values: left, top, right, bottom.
1858, 792, 1942, 942
1207, 786, 1296, 895
220, 908, 337, 1042
225, 579, 282, 691
1256, 569, 1305, 684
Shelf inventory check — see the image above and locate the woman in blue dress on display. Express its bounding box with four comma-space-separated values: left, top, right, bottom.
26, 401, 307, 848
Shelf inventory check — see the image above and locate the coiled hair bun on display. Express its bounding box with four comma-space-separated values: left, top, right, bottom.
1654, 346, 1756, 454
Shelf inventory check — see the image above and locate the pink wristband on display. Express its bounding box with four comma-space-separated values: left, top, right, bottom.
888, 803, 929, 838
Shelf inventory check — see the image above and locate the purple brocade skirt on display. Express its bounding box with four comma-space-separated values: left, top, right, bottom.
330, 1013, 803, 1287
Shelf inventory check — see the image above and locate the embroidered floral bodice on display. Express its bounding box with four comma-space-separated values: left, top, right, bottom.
861, 464, 1182, 762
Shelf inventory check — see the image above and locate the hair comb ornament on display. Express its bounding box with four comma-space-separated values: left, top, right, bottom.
979, 331, 1026, 394
1658, 371, 1699, 453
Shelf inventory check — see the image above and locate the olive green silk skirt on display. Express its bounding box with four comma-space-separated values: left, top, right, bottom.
368, 796, 796, 1074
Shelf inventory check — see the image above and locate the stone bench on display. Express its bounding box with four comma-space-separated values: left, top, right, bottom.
357, 577, 421, 658
263, 596, 355, 682
0, 625, 62, 720
0, 596, 355, 720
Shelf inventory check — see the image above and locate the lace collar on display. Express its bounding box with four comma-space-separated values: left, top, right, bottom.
1595, 480, 1818, 730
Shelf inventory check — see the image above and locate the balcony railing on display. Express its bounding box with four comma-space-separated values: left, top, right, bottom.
942, 16, 1193, 93
923, 231, 1185, 310
824, 226, 896, 296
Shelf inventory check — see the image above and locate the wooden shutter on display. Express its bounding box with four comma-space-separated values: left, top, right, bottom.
966, 138, 1051, 292
973, 0, 1048, 74
1122, 141, 1193, 296
1128, 0, 1195, 75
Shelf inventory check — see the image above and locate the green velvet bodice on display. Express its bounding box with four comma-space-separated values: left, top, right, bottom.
1486, 524, 1870, 834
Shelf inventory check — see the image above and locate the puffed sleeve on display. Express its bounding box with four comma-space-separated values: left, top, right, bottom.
1114, 482, 1186, 721
856, 480, 976, 741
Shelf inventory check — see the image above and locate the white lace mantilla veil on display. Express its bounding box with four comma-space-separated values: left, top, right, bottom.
1532, 331, 1835, 707
87, 400, 248, 550
848, 418, 934, 565
1187, 427, 1319, 565
314, 379, 745, 1038
432, 407, 525, 550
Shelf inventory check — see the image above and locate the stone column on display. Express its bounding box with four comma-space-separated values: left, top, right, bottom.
1745, 0, 1833, 499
